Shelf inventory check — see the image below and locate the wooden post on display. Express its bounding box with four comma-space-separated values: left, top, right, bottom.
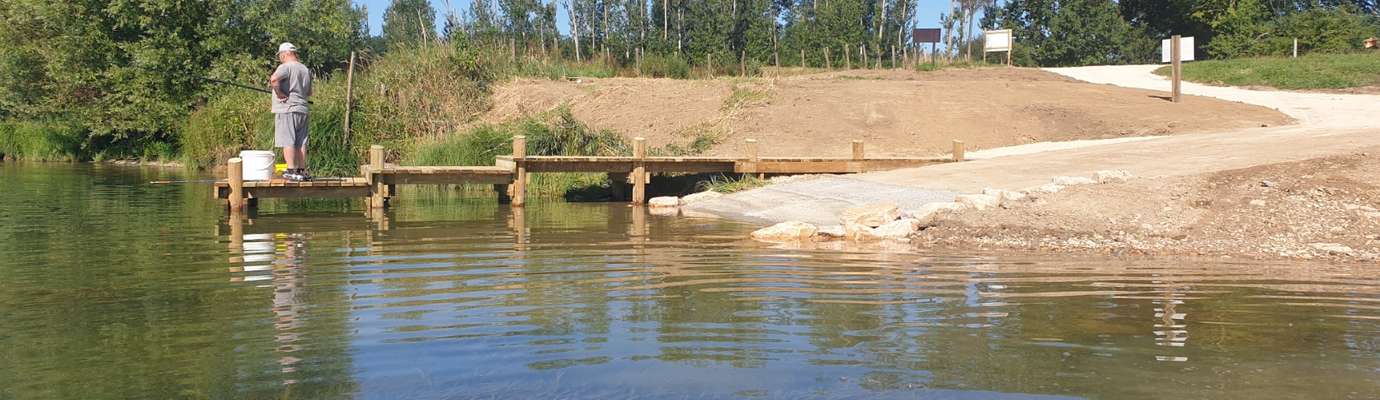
707, 53, 714, 78
800, 48, 805, 68
343, 51, 356, 147
1171, 35, 1182, 103
369, 145, 386, 209
851, 140, 864, 160
952, 140, 965, 162
845, 46, 851, 69
1292, 38, 1298, 58
740, 49, 747, 77
824, 47, 831, 69
512, 135, 527, 207
228, 157, 244, 210
745, 139, 767, 179
632, 137, 647, 205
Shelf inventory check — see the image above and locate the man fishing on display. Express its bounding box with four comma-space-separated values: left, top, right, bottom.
270, 42, 313, 181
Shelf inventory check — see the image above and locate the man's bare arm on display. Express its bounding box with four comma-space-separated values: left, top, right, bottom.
269, 72, 287, 100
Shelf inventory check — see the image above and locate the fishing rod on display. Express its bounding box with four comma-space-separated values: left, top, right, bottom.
202, 77, 313, 104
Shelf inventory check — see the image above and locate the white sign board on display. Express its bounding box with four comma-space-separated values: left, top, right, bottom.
1160, 36, 1196, 63
984, 30, 1012, 52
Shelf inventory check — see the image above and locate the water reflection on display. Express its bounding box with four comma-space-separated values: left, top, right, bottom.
2, 164, 1379, 400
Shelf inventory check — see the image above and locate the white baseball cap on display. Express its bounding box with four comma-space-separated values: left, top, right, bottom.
277, 42, 297, 54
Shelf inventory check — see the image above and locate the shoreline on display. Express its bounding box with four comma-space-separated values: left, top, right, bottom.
683, 65, 1380, 263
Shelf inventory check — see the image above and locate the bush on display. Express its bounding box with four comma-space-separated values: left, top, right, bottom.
1208, 5, 1380, 58
639, 54, 691, 79
407, 107, 629, 197
0, 120, 86, 161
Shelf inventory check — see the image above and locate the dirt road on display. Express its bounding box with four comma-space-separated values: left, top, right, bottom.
687, 65, 1380, 238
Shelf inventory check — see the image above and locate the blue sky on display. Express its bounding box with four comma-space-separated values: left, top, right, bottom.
355, 0, 957, 37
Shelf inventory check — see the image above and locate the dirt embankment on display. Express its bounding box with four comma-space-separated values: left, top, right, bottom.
915, 149, 1380, 262
488, 68, 1292, 157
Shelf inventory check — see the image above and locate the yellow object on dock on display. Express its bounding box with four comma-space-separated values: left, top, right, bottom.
274, 163, 288, 174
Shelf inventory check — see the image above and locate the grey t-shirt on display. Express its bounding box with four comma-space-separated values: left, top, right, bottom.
271, 61, 312, 114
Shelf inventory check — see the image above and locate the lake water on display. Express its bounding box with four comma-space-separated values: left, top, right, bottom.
1, 162, 1377, 399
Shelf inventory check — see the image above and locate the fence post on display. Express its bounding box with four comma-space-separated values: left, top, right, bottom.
952, 140, 965, 162
852, 140, 864, 160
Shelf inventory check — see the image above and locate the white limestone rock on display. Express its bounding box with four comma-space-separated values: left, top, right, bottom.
872, 218, 922, 240
814, 225, 847, 240
1094, 170, 1132, 184
680, 191, 724, 205
956, 194, 1001, 211
751, 221, 819, 243
982, 188, 1028, 205
908, 202, 969, 226
840, 203, 901, 228
648, 196, 682, 208
1051, 176, 1097, 186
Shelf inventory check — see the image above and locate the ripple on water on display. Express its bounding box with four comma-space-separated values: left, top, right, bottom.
1, 164, 1378, 399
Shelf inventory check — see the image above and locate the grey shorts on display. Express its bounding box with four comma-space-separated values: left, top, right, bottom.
274, 112, 309, 148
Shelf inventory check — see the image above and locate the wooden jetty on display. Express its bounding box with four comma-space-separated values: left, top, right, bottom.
216, 136, 967, 210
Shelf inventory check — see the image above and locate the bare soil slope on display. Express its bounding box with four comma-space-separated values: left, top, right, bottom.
488, 68, 1292, 157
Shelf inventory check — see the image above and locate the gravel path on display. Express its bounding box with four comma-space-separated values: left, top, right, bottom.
686, 65, 1380, 224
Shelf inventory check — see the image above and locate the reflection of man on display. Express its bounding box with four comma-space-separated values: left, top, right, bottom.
270, 42, 313, 181
273, 233, 308, 381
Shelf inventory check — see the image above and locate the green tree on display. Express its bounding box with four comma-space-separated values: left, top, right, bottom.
383, 0, 438, 50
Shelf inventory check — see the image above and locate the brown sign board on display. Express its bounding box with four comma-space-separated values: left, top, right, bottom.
913, 28, 941, 43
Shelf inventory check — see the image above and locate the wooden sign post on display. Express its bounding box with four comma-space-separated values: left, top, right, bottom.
1171, 35, 1182, 103
983, 29, 1014, 67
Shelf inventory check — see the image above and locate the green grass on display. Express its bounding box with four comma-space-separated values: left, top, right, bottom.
0, 120, 86, 161
407, 107, 629, 198
1153, 52, 1380, 90
697, 174, 767, 193
721, 83, 771, 112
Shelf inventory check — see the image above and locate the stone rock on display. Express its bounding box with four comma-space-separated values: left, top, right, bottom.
680, 191, 724, 205
648, 207, 679, 217
908, 202, 968, 226
955, 194, 1001, 211
1094, 170, 1132, 184
840, 203, 901, 228
1249, 199, 1267, 207
1027, 183, 1066, 194
872, 218, 921, 240
1309, 242, 1356, 257
814, 225, 847, 240
1051, 176, 1097, 186
648, 196, 682, 208
982, 188, 1028, 205
845, 222, 882, 242
751, 221, 818, 243
1260, 180, 1277, 188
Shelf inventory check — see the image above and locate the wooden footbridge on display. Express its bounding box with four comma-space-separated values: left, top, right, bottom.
216, 136, 967, 210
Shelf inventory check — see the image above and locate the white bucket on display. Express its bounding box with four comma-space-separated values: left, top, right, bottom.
239, 150, 275, 181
